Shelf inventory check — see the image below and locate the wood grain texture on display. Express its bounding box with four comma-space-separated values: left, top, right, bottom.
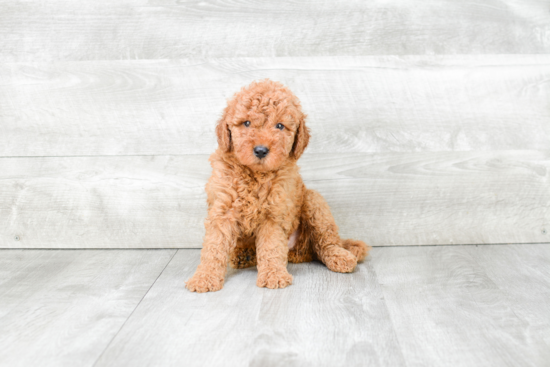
474, 245, 550, 347
0, 155, 210, 248
1, 0, 549, 62
1, 56, 549, 156
250, 258, 404, 367
371, 245, 550, 367
94, 250, 266, 367
0, 249, 175, 367
1, 246, 549, 366
1, 150, 548, 248
94, 249, 406, 367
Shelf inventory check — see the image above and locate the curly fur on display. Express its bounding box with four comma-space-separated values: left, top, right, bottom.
186, 79, 370, 292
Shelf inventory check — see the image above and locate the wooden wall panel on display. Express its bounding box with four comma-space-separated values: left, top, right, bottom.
0, 156, 209, 248
2, 1, 548, 249
1, 151, 548, 248
1, 0, 549, 62
1, 56, 549, 157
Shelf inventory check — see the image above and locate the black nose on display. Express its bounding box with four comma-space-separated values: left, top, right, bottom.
253, 145, 269, 159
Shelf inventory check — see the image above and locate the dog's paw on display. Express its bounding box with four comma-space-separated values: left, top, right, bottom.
324, 247, 357, 273
186, 271, 224, 293
256, 269, 293, 289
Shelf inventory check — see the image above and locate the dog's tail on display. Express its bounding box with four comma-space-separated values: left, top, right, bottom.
342, 239, 371, 262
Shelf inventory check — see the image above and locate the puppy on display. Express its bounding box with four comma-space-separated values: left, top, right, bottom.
186, 79, 370, 292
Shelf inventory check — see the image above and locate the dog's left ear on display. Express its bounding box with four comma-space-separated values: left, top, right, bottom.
291, 113, 310, 159
216, 106, 232, 152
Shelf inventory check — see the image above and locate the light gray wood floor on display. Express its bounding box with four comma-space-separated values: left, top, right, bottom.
1, 246, 549, 367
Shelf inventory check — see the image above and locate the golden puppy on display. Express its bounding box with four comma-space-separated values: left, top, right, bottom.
186, 79, 370, 292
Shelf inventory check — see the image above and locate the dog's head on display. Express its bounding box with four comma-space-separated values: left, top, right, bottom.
216, 79, 310, 171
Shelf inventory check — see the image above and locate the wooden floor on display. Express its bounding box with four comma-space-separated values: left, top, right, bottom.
1, 246, 549, 367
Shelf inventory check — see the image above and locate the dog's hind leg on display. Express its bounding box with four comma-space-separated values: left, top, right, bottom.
288, 224, 314, 264
341, 238, 370, 262
301, 189, 370, 273
229, 236, 257, 269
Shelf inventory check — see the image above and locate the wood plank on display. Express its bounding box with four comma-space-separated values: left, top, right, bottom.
0, 249, 176, 367
0, 155, 210, 249
1, 56, 549, 156
371, 245, 550, 367
303, 150, 550, 246
94, 249, 405, 367
1, 150, 548, 248
1, 0, 549, 62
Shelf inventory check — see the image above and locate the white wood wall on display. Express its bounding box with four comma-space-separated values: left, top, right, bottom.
1, 0, 549, 248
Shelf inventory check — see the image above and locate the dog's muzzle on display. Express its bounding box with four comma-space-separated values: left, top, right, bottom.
253, 145, 269, 159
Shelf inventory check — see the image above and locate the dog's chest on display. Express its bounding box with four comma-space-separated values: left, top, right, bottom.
234, 178, 272, 234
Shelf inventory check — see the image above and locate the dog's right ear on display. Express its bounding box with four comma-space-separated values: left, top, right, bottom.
291, 112, 310, 160
215, 107, 232, 152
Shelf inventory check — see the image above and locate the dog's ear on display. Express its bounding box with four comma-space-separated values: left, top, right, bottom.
291, 113, 310, 159
216, 107, 232, 152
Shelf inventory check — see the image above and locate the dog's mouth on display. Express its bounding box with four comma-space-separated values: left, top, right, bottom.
249, 159, 269, 170
247, 156, 278, 172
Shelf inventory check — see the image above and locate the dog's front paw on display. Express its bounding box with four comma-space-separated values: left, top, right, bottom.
324, 247, 357, 273
257, 268, 293, 289
186, 271, 224, 293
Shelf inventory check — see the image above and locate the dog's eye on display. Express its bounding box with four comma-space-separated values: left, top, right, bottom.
243, 121, 251, 127
276, 123, 284, 130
